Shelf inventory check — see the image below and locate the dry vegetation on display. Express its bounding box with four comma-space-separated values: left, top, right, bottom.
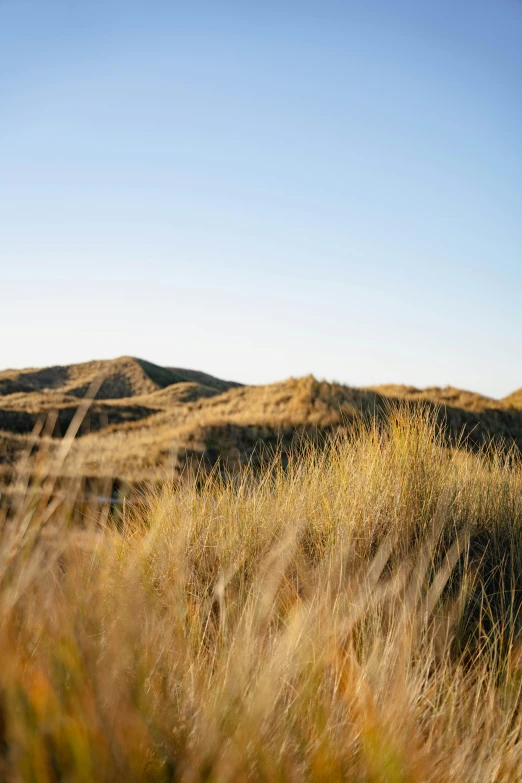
1, 404, 522, 781
1, 357, 522, 488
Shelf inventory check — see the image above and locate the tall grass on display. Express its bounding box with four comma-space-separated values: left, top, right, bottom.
1, 406, 522, 781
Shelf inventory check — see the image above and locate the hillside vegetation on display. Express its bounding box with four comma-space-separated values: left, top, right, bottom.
1, 357, 522, 487
1, 407, 522, 780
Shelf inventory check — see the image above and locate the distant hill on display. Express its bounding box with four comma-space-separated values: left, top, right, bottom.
0, 356, 240, 399
0, 357, 521, 485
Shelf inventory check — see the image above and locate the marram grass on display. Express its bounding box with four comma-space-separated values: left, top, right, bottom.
1, 406, 522, 781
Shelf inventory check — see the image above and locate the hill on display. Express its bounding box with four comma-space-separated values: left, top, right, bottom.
0, 357, 521, 485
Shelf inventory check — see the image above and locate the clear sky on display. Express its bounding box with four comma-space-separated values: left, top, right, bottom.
1, 0, 521, 397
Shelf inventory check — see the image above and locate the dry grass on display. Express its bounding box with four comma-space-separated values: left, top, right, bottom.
1, 406, 522, 780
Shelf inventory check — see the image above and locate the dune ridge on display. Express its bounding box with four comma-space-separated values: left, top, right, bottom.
0, 356, 521, 482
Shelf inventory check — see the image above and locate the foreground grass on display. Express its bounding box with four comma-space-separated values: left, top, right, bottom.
1, 408, 522, 781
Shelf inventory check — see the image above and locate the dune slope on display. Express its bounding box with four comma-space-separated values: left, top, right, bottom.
0, 357, 521, 482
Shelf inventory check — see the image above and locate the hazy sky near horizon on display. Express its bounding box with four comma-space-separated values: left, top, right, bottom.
1, 0, 521, 397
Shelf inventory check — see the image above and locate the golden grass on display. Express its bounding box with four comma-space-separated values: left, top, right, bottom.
1, 406, 522, 780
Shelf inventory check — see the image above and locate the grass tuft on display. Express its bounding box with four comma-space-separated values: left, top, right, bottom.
1, 405, 522, 780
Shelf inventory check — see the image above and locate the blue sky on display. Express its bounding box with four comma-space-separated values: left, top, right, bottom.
1, 0, 521, 397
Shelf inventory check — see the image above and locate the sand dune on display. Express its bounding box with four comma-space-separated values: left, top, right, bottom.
0, 357, 521, 482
